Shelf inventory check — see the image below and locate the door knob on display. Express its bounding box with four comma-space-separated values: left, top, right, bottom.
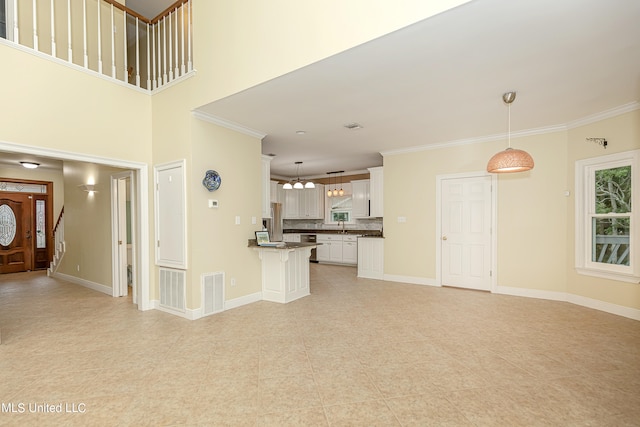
442, 236, 447, 241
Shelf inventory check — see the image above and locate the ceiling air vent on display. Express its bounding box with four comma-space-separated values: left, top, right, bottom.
343, 122, 363, 130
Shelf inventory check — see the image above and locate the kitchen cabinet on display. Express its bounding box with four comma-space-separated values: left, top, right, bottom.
283, 233, 301, 243
357, 237, 384, 279
284, 185, 325, 219
368, 167, 383, 217
261, 156, 272, 218
270, 180, 279, 203
342, 236, 358, 264
316, 234, 357, 265
351, 179, 370, 218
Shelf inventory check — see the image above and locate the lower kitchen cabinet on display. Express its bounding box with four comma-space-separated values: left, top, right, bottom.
317, 234, 357, 265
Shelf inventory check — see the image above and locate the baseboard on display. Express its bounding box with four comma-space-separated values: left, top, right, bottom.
383, 274, 440, 287
151, 291, 263, 321
566, 294, 640, 321
224, 291, 263, 310
494, 285, 567, 301
494, 285, 640, 321
52, 272, 112, 296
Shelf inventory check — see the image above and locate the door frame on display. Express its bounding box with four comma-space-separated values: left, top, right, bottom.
435, 171, 498, 291
111, 171, 136, 302
0, 179, 53, 271
0, 140, 151, 311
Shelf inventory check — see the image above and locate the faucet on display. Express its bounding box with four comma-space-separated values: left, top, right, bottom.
338, 220, 346, 234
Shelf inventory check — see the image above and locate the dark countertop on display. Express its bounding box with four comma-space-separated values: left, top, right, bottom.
248, 240, 317, 249
284, 229, 383, 237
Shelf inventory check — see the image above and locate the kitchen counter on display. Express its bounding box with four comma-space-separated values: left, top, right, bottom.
284, 229, 383, 237
250, 240, 316, 303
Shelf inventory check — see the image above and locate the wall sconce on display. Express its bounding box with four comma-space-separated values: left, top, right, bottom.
586, 137, 607, 149
79, 184, 97, 195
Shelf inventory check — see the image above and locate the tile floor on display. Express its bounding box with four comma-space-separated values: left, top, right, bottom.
0, 265, 639, 426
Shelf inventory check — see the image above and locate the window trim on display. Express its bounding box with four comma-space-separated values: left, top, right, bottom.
575, 149, 639, 284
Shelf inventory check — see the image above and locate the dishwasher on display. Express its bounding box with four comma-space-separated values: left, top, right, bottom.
300, 234, 318, 262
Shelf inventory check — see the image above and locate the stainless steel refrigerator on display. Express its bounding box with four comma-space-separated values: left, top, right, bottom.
264, 203, 283, 241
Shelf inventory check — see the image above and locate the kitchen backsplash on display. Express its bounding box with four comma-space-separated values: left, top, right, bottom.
284, 218, 383, 231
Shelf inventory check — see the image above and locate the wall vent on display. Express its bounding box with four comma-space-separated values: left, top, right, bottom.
159, 267, 186, 312
202, 272, 224, 316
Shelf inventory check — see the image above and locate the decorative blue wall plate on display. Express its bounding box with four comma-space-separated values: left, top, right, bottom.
203, 170, 221, 191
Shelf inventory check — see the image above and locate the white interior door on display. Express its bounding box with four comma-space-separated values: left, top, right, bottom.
441, 175, 492, 291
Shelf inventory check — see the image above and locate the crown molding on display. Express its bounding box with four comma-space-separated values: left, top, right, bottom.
381, 101, 639, 157
566, 101, 640, 129
191, 110, 267, 140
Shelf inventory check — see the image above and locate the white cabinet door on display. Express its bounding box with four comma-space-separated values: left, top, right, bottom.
351, 180, 370, 218
270, 181, 279, 203
297, 185, 325, 219
329, 240, 343, 263
284, 189, 299, 219
368, 167, 383, 218
342, 236, 358, 265
316, 240, 330, 261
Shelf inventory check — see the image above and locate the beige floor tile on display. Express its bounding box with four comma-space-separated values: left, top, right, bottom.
1, 266, 639, 425
324, 400, 400, 426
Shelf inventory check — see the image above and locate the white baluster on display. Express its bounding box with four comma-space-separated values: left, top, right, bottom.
187, 0, 192, 72
162, 17, 167, 84
180, 3, 185, 75
110, 4, 115, 78
136, 17, 141, 87
168, 13, 173, 81
13, 0, 19, 44
97, 0, 102, 74
50, 0, 56, 57
156, 22, 161, 87
174, 8, 178, 78
67, 0, 72, 62
83, 0, 88, 68
152, 22, 156, 89
32, 0, 38, 50
146, 22, 151, 89
122, 11, 129, 83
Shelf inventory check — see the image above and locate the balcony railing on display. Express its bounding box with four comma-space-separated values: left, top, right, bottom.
594, 234, 630, 266
2, 0, 193, 91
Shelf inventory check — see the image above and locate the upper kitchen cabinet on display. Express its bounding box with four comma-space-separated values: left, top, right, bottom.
351, 179, 370, 218
368, 167, 384, 217
261, 156, 272, 218
284, 185, 325, 219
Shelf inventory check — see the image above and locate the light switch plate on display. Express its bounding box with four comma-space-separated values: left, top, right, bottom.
208, 199, 218, 208
235, 215, 241, 225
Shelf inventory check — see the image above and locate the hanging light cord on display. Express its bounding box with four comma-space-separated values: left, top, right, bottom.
507, 102, 511, 149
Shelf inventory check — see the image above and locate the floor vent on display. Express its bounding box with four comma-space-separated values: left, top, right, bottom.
202, 272, 224, 316
159, 267, 186, 312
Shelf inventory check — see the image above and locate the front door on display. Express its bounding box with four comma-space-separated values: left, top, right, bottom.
0, 193, 33, 274
441, 175, 492, 291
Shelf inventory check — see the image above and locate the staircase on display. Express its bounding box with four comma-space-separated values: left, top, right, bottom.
48, 208, 65, 276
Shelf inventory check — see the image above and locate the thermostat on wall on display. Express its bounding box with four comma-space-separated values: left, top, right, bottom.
208, 199, 219, 208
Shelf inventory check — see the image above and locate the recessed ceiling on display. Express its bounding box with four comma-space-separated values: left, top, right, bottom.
0, 151, 63, 171
195, 0, 640, 178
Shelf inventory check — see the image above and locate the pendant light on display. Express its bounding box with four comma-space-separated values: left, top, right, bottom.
338, 171, 344, 196
283, 161, 314, 190
327, 172, 333, 197
486, 92, 535, 173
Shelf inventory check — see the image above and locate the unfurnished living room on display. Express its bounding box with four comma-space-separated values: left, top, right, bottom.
1, 0, 640, 425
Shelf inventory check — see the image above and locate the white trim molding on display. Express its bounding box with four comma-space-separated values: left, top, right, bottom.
224, 291, 263, 311
567, 293, 640, 321
383, 274, 440, 287
191, 110, 267, 140
53, 272, 112, 296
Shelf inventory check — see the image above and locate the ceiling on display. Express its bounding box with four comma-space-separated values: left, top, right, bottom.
2, 0, 638, 177
195, 0, 640, 178
125, 0, 172, 20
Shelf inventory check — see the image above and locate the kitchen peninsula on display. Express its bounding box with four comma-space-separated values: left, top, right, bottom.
250, 241, 316, 303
